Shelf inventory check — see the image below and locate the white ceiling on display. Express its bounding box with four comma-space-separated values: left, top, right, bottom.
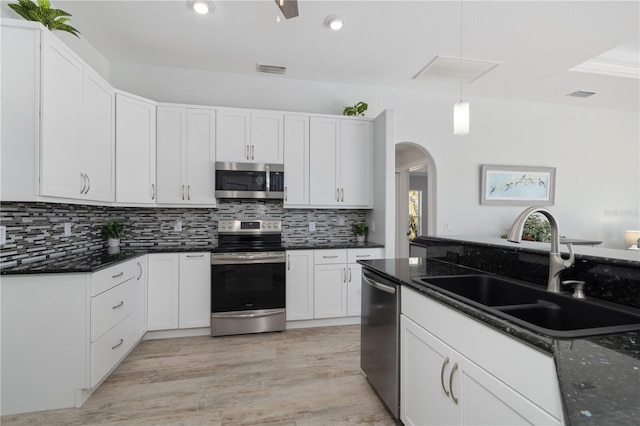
4, 0, 639, 110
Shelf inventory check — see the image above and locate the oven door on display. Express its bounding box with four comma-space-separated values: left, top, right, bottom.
210, 251, 286, 336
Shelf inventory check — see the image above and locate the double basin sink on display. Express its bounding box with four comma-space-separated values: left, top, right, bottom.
415, 274, 640, 338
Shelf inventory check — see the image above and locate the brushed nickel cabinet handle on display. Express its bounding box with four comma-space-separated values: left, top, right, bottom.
323, 255, 338, 259
136, 262, 142, 280
441, 357, 450, 397
449, 362, 459, 404
112, 272, 124, 279
284, 186, 287, 201
187, 185, 191, 201
111, 338, 124, 350
348, 267, 352, 282
336, 188, 340, 202
85, 174, 91, 194
80, 173, 87, 194
151, 184, 156, 200
251, 145, 255, 160
186, 254, 205, 258
245, 144, 249, 160
182, 184, 185, 200
112, 301, 124, 310
356, 254, 371, 258
341, 188, 344, 202
287, 254, 290, 271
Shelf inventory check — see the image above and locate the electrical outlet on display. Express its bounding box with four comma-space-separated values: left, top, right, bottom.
64, 222, 72, 237
309, 221, 316, 232
174, 220, 183, 232
371, 221, 375, 232
0, 226, 6, 245
338, 215, 345, 226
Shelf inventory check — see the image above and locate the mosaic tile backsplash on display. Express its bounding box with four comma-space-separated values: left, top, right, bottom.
0, 201, 366, 268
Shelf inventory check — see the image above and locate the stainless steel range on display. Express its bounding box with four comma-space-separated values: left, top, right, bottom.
210, 219, 286, 337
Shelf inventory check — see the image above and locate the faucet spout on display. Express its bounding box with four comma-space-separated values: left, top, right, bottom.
506, 206, 575, 292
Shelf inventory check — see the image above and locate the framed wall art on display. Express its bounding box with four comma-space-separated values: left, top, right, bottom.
480, 165, 556, 206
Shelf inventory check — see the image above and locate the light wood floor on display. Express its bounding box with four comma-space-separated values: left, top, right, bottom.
2, 325, 400, 425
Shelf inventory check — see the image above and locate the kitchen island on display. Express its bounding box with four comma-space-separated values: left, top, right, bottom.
359, 256, 640, 426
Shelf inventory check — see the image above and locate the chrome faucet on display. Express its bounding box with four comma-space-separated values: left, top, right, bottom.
506, 206, 575, 293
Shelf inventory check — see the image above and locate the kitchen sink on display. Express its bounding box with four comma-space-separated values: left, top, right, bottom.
415, 274, 640, 338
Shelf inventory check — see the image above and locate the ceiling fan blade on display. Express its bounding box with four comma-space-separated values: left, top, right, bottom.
275, 0, 299, 19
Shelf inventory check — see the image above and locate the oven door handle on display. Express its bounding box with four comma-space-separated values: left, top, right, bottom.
211, 253, 286, 264
212, 309, 285, 319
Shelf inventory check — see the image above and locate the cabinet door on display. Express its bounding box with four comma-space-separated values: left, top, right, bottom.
340, 120, 372, 207
313, 264, 347, 319
285, 250, 314, 321
216, 108, 250, 162
283, 115, 309, 206
147, 253, 179, 330
178, 253, 211, 329
185, 108, 216, 204
156, 106, 186, 204
347, 263, 362, 317
40, 33, 83, 199
401, 315, 455, 426
82, 70, 115, 202
309, 117, 339, 206
135, 256, 148, 339
251, 111, 283, 163
115, 93, 156, 204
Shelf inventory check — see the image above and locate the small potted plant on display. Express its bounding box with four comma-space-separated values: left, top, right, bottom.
343, 101, 368, 116
102, 221, 124, 254
354, 223, 368, 243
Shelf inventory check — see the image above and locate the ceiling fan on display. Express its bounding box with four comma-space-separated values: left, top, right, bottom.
275, 0, 299, 19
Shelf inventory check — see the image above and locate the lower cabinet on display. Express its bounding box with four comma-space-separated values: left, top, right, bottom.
401, 287, 563, 426
285, 250, 315, 320
134, 255, 148, 339
147, 252, 211, 331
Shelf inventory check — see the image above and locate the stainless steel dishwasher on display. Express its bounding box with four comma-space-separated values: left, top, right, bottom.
360, 267, 400, 419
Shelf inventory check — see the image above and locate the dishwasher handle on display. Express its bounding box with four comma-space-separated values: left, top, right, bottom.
362, 273, 396, 294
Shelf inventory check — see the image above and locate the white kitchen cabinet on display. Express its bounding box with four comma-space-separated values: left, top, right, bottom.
115, 92, 157, 204
346, 248, 385, 317
285, 250, 315, 320
178, 253, 212, 328
147, 252, 211, 331
135, 255, 148, 339
216, 108, 283, 163
309, 117, 373, 208
156, 105, 216, 205
401, 287, 563, 426
283, 115, 310, 206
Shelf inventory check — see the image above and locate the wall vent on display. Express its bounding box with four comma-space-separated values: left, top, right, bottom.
256, 63, 287, 74
566, 90, 596, 98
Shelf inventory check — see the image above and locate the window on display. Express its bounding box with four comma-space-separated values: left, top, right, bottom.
409, 190, 422, 241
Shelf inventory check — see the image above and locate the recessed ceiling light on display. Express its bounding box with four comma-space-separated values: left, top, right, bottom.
326, 16, 344, 31
192, 0, 210, 15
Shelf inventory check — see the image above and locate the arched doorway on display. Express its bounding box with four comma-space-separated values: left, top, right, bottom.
395, 142, 437, 258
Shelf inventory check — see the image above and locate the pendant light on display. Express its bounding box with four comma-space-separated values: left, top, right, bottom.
454, 0, 469, 136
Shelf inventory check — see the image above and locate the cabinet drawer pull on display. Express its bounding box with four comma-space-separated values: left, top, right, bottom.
152, 183, 156, 200
348, 267, 352, 282
187, 185, 191, 201
323, 255, 338, 259
356, 254, 371, 258
112, 301, 124, 310
440, 357, 450, 397
111, 338, 124, 350
137, 262, 142, 280
336, 188, 340, 202
186, 254, 205, 258
112, 272, 124, 279
251, 145, 255, 160
245, 144, 249, 160
182, 184, 185, 200
449, 362, 459, 404
341, 188, 344, 202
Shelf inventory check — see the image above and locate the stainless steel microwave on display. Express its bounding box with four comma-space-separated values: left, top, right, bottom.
215, 162, 284, 199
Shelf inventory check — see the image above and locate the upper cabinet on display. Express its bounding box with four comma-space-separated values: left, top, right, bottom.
1, 21, 115, 203
283, 115, 310, 207
216, 108, 283, 164
115, 92, 157, 205
156, 105, 216, 206
309, 117, 373, 208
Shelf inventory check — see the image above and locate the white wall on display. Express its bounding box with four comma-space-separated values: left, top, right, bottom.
110, 62, 639, 249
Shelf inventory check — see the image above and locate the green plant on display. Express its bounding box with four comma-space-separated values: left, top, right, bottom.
9, 0, 80, 37
102, 221, 124, 240
343, 101, 368, 116
354, 223, 368, 236
521, 213, 551, 242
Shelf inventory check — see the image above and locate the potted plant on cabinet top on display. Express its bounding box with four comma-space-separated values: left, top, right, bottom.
102, 221, 124, 254
354, 223, 368, 243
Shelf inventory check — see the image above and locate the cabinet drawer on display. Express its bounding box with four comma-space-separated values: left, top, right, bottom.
91, 259, 136, 296
314, 249, 347, 264
91, 278, 136, 342
90, 313, 136, 388
347, 248, 384, 263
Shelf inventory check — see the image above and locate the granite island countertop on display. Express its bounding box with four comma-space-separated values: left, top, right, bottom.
359, 257, 640, 426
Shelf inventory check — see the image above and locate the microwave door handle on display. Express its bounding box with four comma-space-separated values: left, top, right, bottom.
266, 164, 270, 196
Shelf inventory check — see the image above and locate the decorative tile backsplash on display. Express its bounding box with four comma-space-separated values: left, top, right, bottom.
0, 201, 366, 268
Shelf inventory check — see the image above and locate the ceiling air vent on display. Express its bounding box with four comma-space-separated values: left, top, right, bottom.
256, 63, 287, 75
566, 90, 596, 98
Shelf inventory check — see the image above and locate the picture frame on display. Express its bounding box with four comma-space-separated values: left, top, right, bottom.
480, 165, 556, 206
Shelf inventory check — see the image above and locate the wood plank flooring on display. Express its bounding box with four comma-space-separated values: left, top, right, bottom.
2, 325, 400, 425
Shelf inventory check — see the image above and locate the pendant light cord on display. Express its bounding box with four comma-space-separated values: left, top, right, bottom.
459, 0, 463, 102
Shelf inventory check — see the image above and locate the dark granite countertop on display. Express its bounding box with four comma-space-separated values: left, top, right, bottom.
359, 257, 640, 426
283, 242, 385, 250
